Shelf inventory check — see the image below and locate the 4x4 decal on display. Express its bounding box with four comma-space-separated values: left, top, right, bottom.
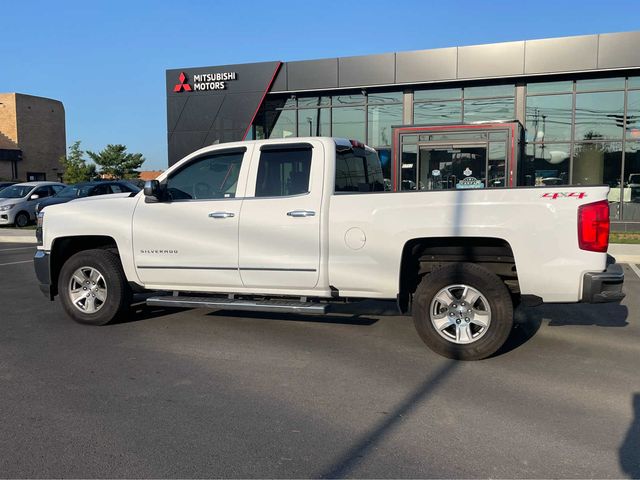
542, 192, 587, 199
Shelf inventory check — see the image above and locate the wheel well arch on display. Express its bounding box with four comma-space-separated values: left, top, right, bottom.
49, 236, 120, 295
398, 237, 517, 313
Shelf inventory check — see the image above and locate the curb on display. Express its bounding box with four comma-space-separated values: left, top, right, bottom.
0, 236, 36, 244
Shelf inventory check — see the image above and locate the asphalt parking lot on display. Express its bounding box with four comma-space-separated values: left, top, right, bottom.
0, 243, 638, 478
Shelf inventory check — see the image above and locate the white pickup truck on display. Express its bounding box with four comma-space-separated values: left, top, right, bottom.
34, 137, 625, 360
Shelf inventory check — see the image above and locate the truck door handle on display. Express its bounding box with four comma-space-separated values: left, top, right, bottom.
208, 211, 235, 219
287, 210, 316, 217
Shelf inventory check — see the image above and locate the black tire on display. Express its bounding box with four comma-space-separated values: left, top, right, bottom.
412, 262, 513, 361
14, 211, 30, 228
58, 249, 132, 326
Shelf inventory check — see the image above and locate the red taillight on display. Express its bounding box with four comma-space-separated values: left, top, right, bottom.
578, 200, 610, 253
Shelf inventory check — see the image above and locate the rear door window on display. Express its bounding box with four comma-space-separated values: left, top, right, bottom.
335, 147, 385, 192
255, 147, 312, 197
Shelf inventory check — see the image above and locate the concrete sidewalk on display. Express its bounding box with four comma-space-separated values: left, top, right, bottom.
0, 228, 36, 244
609, 243, 640, 264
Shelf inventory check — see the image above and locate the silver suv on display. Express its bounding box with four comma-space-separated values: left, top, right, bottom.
0, 181, 66, 227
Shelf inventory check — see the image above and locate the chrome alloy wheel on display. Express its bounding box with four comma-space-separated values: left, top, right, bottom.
68, 266, 108, 313
429, 284, 492, 344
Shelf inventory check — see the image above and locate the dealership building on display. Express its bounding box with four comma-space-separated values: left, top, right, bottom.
166, 30, 640, 227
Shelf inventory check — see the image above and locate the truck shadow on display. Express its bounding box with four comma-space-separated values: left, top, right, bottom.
494, 302, 629, 356
620, 393, 640, 479
317, 360, 458, 478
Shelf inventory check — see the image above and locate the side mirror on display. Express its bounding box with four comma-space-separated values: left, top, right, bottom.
144, 180, 162, 201
30, 194, 40, 200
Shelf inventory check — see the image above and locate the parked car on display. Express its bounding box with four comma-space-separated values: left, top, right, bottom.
34, 137, 624, 360
36, 180, 140, 213
0, 182, 17, 193
0, 181, 66, 227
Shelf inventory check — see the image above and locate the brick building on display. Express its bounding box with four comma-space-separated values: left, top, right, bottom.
0, 93, 66, 182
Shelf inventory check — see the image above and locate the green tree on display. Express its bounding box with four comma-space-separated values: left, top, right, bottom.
60, 141, 97, 183
87, 144, 145, 179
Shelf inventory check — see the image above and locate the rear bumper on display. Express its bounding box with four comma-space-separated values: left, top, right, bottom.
34, 250, 54, 300
581, 256, 625, 303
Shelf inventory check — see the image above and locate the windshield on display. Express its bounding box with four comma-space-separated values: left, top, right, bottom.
0, 185, 33, 199
55, 185, 92, 198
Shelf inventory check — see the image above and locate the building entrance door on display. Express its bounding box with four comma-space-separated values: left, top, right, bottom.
392, 122, 523, 191
417, 144, 487, 190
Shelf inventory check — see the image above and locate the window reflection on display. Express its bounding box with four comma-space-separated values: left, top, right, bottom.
368, 103, 402, 146
576, 77, 625, 91
464, 85, 514, 98
414, 88, 461, 101
269, 109, 296, 138
522, 144, 570, 186
525, 94, 573, 142
297, 108, 330, 136
526, 81, 573, 95
572, 142, 622, 186
574, 91, 624, 140
627, 90, 640, 140
414, 101, 462, 124
368, 92, 403, 104
622, 142, 640, 221
332, 106, 365, 141
464, 98, 515, 123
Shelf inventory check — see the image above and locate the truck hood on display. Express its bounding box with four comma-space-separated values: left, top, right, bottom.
69, 192, 134, 204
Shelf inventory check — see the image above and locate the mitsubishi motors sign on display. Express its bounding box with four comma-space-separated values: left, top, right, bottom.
173, 71, 238, 92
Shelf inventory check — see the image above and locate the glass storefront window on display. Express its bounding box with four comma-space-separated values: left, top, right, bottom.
368, 91, 403, 104
464, 85, 514, 98
463, 98, 515, 123
574, 91, 624, 140
622, 142, 640, 221
414, 101, 462, 125
572, 141, 622, 186
332, 94, 365, 106
525, 94, 573, 142
629, 77, 640, 90
368, 103, 402, 146
488, 142, 507, 188
297, 108, 330, 136
627, 90, 640, 140
282, 97, 297, 109
414, 88, 461, 102
297, 96, 330, 107
268, 109, 296, 138
576, 77, 625, 92
332, 106, 365, 141
400, 144, 417, 190
522, 143, 570, 186
526, 81, 573, 95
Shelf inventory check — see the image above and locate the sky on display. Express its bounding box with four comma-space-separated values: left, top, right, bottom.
1, 0, 638, 170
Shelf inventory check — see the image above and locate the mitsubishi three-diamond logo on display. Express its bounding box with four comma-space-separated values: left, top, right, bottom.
173, 72, 192, 92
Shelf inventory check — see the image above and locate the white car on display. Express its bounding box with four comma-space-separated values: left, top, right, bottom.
33, 138, 624, 360
0, 181, 66, 227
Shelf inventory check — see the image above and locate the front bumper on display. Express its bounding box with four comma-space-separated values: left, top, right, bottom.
34, 250, 55, 300
581, 256, 625, 303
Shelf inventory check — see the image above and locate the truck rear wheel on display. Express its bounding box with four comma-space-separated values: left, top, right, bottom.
412, 262, 513, 360
58, 249, 131, 326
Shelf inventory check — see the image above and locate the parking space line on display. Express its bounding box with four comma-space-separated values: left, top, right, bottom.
0, 260, 32, 267
0, 246, 35, 252
629, 262, 640, 280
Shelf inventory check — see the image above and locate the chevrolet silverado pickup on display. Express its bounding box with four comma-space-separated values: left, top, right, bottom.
34, 137, 625, 360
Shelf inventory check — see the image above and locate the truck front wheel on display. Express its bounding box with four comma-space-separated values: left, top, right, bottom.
412, 263, 513, 360
58, 249, 132, 326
